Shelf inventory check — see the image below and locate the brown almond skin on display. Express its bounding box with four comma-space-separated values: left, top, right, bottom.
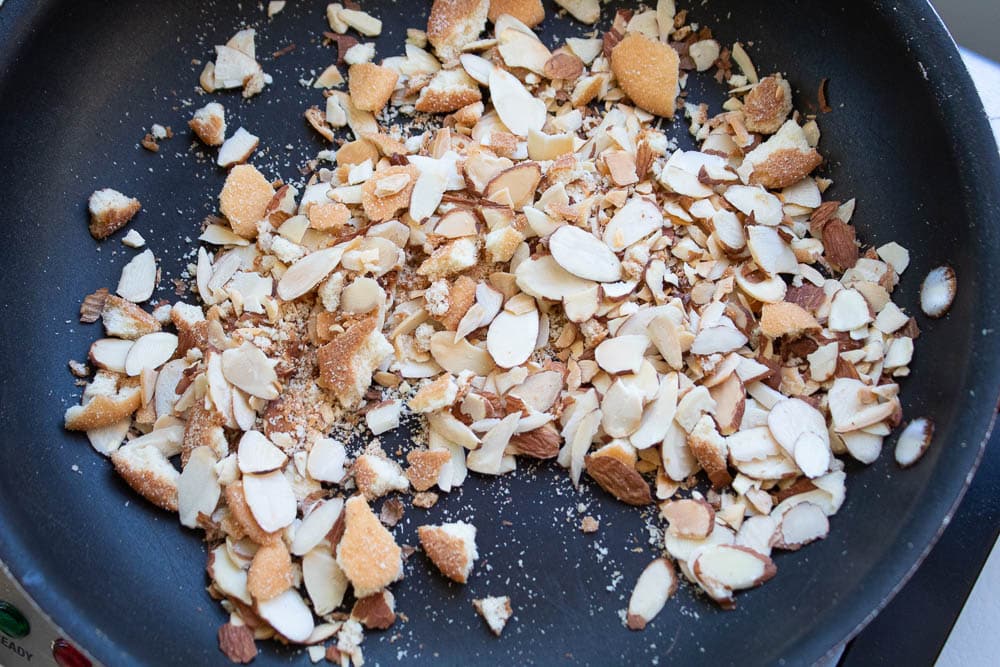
585, 455, 652, 506
218, 623, 257, 664
508, 423, 560, 459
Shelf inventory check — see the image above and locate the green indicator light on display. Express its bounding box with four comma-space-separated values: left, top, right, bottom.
0, 600, 30, 639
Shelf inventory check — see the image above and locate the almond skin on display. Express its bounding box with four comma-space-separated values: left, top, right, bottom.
507, 423, 561, 459
584, 455, 652, 506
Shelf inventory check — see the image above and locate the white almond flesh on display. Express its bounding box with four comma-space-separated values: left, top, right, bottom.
735, 515, 777, 557
554, 0, 600, 24
117, 249, 157, 302
243, 470, 297, 533
366, 399, 402, 435
291, 498, 344, 556
713, 210, 746, 253
90, 338, 134, 373
690, 325, 747, 356
595, 335, 648, 375
515, 255, 595, 301
563, 285, 600, 323
828, 289, 872, 332
217, 127, 259, 167
766, 398, 830, 458
724, 185, 782, 226
631, 373, 679, 449
689, 39, 721, 71
734, 269, 787, 303
604, 198, 663, 251
489, 66, 546, 137
841, 430, 883, 464
238, 430, 288, 474
773, 501, 829, 550
509, 371, 563, 413
302, 548, 349, 616
497, 27, 551, 74
549, 225, 623, 282
467, 413, 520, 475
257, 589, 315, 643
692, 544, 775, 591
626, 558, 678, 630
877, 242, 910, 274
86, 418, 131, 456
460, 53, 493, 85
178, 446, 220, 528
747, 226, 798, 275
895, 417, 934, 467
601, 380, 645, 438
221, 342, 280, 400
431, 332, 496, 376
210, 544, 252, 605
277, 244, 348, 301
487, 308, 539, 368
124, 332, 177, 376
307, 438, 347, 483
155, 359, 187, 418
793, 431, 832, 478
920, 265, 956, 318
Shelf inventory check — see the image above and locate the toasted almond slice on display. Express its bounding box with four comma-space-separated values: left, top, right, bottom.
692, 544, 776, 605
828, 288, 872, 331
487, 308, 539, 368
89, 338, 134, 373
920, 265, 956, 318
600, 380, 644, 438
257, 589, 315, 644
123, 332, 177, 376
277, 243, 350, 301
595, 335, 647, 375
86, 417, 131, 456
497, 27, 551, 74
243, 470, 297, 533
527, 129, 574, 161
689, 39, 720, 71
687, 414, 731, 490
366, 399, 402, 435
177, 446, 220, 528
217, 127, 259, 168
303, 547, 349, 616
291, 498, 345, 556
221, 342, 279, 400
116, 249, 157, 303
307, 437, 347, 483
690, 325, 747, 356
895, 417, 934, 467
584, 452, 651, 505
724, 185, 782, 226
603, 197, 662, 251
238, 430, 288, 474
766, 398, 830, 461
488, 66, 546, 137
466, 412, 520, 475
747, 226, 798, 275
549, 225, 623, 283
509, 370, 563, 413
484, 162, 541, 211
630, 373, 678, 449
772, 501, 829, 550
626, 558, 678, 630
460, 53, 492, 85
430, 331, 496, 376
515, 255, 595, 301
662, 498, 716, 539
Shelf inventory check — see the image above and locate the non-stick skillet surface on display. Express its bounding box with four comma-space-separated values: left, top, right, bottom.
1, 1, 999, 664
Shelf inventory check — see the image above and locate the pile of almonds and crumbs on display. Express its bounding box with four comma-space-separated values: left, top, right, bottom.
67, 0, 957, 663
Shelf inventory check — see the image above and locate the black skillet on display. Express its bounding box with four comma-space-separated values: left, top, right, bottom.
1, 0, 999, 665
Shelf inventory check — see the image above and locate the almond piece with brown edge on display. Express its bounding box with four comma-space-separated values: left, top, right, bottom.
687, 414, 732, 490
661, 498, 715, 539
626, 558, 678, 630
484, 162, 541, 211
610, 32, 679, 118
418, 521, 479, 583
336, 496, 403, 597
772, 501, 829, 550
473, 595, 513, 636
507, 423, 561, 459
584, 455, 652, 506
692, 544, 777, 608
218, 623, 257, 664
348, 63, 399, 112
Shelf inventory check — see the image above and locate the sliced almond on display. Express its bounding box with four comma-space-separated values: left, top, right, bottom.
692, 544, 776, 607
604, 198, 662, 251
549, 225, 623, 283
484, 162, 541, 211
217, 127, 259, 168
430, 331, 495, 376
895, 417, 934, 467
600, 379, 644, 438
291, 498, 344, 556
488, 66, 546, 137
116, 249, 157, 303
920, 265, 956, 318
626, 558, 678, 630
89, 338, 134, 373
277, 243, 350, 301
746, 226, 797, 275
595, 335, 648, 375
124, 332, 177, 376
466, 412, 520, 475
584, 453, 652, 505
238, 430, 287, 474
178, 446, 220, 528
256, 589, 314, 644
487, 308, 539, 368
221, 342, 280, 400
772, 501, 829, 550
243, 470, 297, 533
